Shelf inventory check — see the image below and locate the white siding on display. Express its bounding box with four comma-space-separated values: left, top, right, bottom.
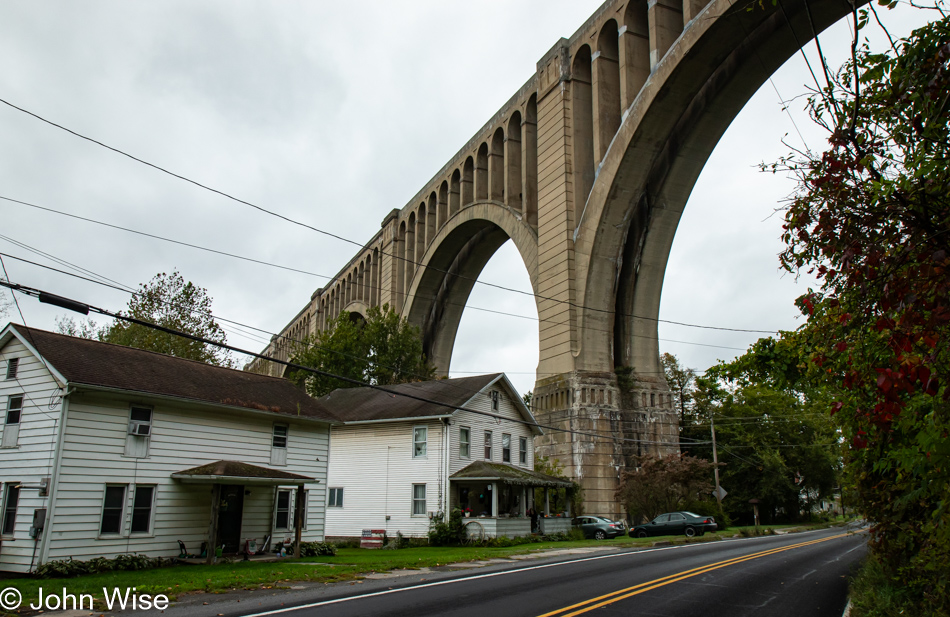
325, 420, 444, 538
43, 392, 329, 567
0, 337, 64, 573
449, 385, 536, 474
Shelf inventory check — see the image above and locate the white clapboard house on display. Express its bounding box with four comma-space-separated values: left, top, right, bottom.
319, 373, 572, 540
0, 323, 338, 574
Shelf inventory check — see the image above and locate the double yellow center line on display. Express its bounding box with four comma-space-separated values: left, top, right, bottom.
538, 532, 851, 617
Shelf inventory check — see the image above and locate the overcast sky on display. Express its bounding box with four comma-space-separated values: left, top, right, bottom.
0, 1, 934, 396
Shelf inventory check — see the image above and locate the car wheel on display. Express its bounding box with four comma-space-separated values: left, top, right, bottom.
595, 530, 606, 540
684, 526, 696, 538
636, 530, 648, 539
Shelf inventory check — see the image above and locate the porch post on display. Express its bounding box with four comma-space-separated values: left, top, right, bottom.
520, 487, 526, 517
293, 485, 305, 558
544, 488, 550, 516
491, 482, 498, 517
206, 484, 221, 565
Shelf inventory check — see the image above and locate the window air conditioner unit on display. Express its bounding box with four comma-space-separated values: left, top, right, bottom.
128, 421, 151, 436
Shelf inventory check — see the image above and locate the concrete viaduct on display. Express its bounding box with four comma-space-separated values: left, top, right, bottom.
252, 0, 858, 517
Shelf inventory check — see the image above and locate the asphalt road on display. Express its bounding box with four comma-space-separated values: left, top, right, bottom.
172, 527, 868, 617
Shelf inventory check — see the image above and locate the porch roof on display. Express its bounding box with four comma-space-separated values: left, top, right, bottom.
450, 461, 573, 488
171, 460, 317, 485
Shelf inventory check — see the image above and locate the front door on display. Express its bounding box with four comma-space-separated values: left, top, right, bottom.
216, 485, 244, 554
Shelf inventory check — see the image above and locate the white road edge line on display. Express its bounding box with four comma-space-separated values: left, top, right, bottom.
239, 529, 835, 617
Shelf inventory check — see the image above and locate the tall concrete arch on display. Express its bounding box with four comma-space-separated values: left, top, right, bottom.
404, 203, 539, 373
251, 0, 860, 518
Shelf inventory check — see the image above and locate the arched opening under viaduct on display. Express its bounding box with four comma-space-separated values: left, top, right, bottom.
450, 239, 539, 398
402, 204, 538, 384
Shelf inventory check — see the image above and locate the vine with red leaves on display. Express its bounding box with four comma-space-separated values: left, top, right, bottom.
766, 11, 950, 612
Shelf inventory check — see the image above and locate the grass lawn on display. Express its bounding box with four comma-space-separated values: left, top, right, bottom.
0, 522, 835, 614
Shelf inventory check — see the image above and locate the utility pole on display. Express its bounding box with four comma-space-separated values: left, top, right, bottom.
711, 411, 723, 512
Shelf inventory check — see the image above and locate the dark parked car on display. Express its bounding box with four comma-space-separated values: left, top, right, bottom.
628, 511, 717, 538
572, 516, 626, 539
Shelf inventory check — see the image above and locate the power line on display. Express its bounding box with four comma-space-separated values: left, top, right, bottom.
0, 244, 708, 432
0, 195, 335, 280
0, 97, 778, 336
0, 226, 753, 372
0, 194, 762, 350
0, 278, 710, 449
0, 247, 688, 428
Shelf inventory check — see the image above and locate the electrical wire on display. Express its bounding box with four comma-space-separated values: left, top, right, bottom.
1, 242, 715, 439
0, 196, 756, 353
0, 243, 746, 387
0, 98, 779, 336
0, 278, 712, 449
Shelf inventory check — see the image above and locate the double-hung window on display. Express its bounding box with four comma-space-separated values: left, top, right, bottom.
130, 485, 155, 534
413, 426, 427, 458
502, 433, 511, 463
100, 485, 126, 535
484, 430, 492, 460
271, 424, 288, 466
124, 406, 151, 458
275, 490, 292, 530
459, 427, 470, 458
1, 483, 19, 536
412, 484, 426, 516
328, 487, 344, 507
519, 437, 528, 464
128, 406, 152, 435
2, 395, 23, 448
490, 390, 499, 411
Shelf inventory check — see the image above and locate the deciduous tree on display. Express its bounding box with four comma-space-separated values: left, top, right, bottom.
99, 270, 233, 366
288, 304, 435, 398
616, 454, 715, 524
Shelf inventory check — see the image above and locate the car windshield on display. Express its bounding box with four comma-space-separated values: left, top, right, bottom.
682, 512, 700, 517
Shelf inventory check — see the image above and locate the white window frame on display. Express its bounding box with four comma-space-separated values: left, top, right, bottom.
328, 487, 344, 508
411, 484, 426, 516
274, 489, 292, 531
502, 433, 511, 463
484, 430, 492, 460
413, 426, 427, 459
519, 437, 528, 464
490, 390, 499, 411
1, 482, 19, 538
2, 395, 23, 449
124, 406, 151, 458
272, 424, 288, 448
128, 406, 152, 436
129, 484, 156, 535
5, 357, 19, 380
99, 484, 127, 536
271, 424, 288, 466
459, 426, 471, 459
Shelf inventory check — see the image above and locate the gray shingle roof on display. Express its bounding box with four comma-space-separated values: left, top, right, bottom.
450, 461, 573, 487
172, 460, 314, 482
7, 324, 338, 423
317, 373, 504, 422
